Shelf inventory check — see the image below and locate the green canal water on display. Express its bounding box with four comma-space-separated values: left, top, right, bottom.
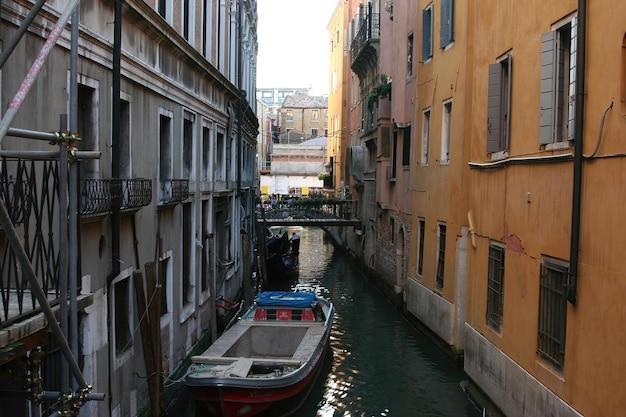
264, 227, 483, 417
169, 227, 484, 417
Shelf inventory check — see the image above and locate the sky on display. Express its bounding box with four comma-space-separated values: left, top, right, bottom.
256, 0, 339, 96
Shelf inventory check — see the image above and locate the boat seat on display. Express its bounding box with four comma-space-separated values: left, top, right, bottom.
229, 357, 254, 377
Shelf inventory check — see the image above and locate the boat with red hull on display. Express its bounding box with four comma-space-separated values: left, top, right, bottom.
186, 291, 334, 417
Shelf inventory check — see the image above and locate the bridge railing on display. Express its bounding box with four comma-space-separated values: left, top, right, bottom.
262, 198, 357, 222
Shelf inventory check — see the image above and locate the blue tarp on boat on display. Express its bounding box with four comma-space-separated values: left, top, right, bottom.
257, 291, 316, 308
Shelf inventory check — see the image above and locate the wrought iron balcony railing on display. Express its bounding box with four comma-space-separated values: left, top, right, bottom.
80, 178, 152, 215
350, 13, 380, 65
159, 179, 189, 205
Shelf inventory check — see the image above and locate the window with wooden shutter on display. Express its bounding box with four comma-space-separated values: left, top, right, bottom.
487, 55, 511, 154
441, 100, 452, 163
440, 0, 454, 48
422, 5, 433, 62
402, 126, 411, 167
622, 34, 626, 103
540, 17, 577, 145
421, 109, 431, 165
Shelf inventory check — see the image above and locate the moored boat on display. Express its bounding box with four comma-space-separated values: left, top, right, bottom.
186, 291, 334, 417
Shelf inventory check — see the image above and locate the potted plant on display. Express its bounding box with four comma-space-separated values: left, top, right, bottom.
367, 74, 392, 110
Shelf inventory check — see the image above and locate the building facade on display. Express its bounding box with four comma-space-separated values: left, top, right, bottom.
332, 0, 626, 416
327, 0, 350, 194
464, 1, 626, 416
405, 0, 472, 355
0, 1, 258, 416
278, 94, 329, 141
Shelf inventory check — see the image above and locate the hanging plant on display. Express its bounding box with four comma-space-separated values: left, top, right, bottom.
318, 172, 330, 181
367, 74, 392, 110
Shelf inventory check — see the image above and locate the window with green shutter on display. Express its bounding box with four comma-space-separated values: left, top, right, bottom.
487, 55, 512, 154
422, 5, 433, 62
440, 0, 454, 48
540, 17, 577, 145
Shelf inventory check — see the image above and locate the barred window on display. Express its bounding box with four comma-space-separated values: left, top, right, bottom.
417, 218, 425, 276
436, 223, 446, 289
487, 244, 505, 332
538, 259, 568, 369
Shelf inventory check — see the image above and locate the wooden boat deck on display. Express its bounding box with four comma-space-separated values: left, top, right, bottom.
190, 321, 327, 379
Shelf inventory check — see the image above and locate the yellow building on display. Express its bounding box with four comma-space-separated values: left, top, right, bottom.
278, 95, 328, 140
406, 0, 472, 354
327, 0, 350, 194
464, 1, 626, 416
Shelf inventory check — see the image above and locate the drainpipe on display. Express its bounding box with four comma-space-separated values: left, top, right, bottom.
110, 0, 122, 282
67, 3, 80, 394
107, 1, 123, 413
568, 0, 586, 305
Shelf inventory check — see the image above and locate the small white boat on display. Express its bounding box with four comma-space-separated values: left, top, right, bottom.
186, 291, 334, 417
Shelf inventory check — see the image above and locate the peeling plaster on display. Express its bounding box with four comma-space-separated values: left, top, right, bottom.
503, 223, 525, 254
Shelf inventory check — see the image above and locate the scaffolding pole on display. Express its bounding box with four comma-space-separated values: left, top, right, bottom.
0, 0, 81, 146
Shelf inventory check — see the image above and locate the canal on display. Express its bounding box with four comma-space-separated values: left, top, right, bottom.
264, 227, 483, 417
169, 227, 483, 417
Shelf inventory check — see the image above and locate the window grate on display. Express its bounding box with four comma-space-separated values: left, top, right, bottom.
487, 245, 505, 331
436, 224, 446, 289
537, 260, 568, 369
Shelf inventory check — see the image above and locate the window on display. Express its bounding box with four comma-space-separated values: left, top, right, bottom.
622, 34, 626, 103
119, 97, 131, 178
407, 32, 414, 77
202, 123, 210, 181
417, 218, 425, 276
390, 131, 398, 180
402, 126, 411, 167
183, 112, 195, 179
487, 54, 512, 154
159, 110, 173, 180
421, 109, 431, 165
201, 200, 210, 293
77, 81, 99, 179
286, 110, 293, 122
540, 17, 577, 145
159, 253, 171, 317
422, 4, 433, 62
487, 244, 505, 332
158, 0, 167, 19
112, 270, 134, 357
202, 0, 212, 57
311, 128, 318, 138
440, 0, 454, 48
390, 218, 395, 243
436, 223, 446, 289
311, 109, 319, 121
537, 258, 568, 369
441, 100, 452, 163
215, 130, 225, 181
183, 0, 190, 41
182, 202, 194, 307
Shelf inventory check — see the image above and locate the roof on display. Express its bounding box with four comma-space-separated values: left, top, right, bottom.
300, 136, 327, 146
281, 95, 328, 109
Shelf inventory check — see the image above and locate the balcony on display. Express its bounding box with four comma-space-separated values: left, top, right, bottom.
80, 178, 152, 215
158, 179, 189, 205
350, 13, 380, 78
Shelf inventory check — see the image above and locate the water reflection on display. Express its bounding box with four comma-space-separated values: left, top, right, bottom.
264, 227, 482, 417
